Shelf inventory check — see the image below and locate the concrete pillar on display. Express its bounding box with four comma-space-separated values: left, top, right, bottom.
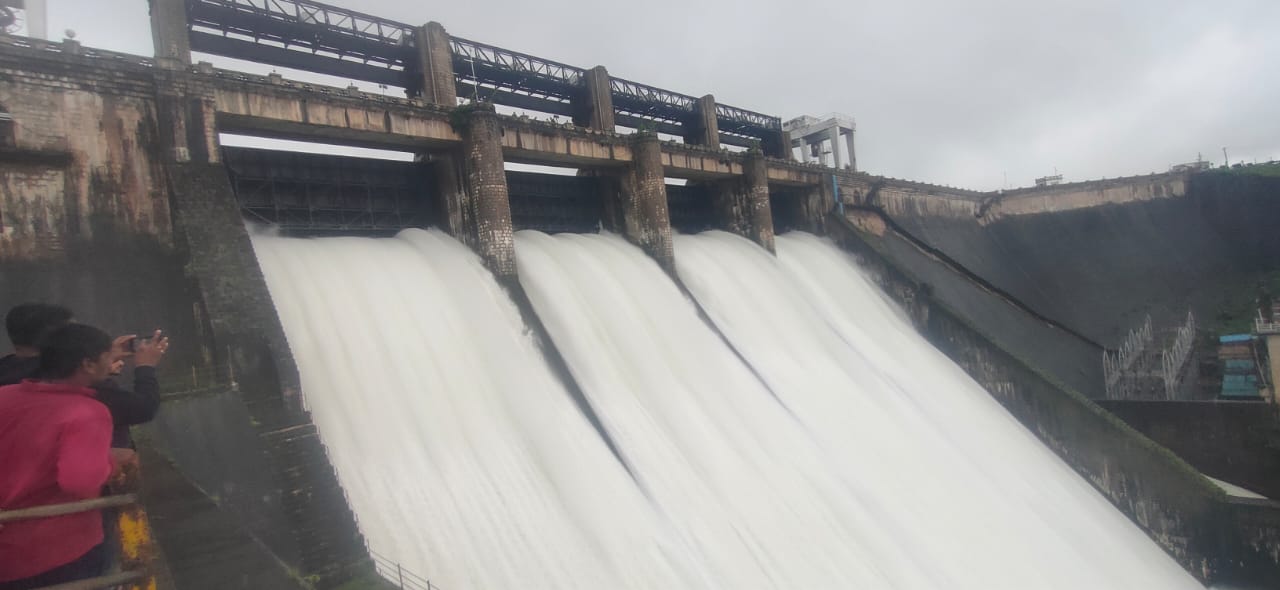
612, 133, 674, 273
411, 21, 458, 107
25, 0, 47, 40
152, 72, 219, 164
1266, 335, 1280, 405
460, 107, 516, 281
417, 151, 471, 238
149, 0, 191, 67
762, 129, 790, 160
828, 125, 843, 169
712, 154, 776, 253
744, 155, 776, 252
757, 127, 788, 157
844, 129, 857, 172
684, 94, 720, 148
771, 179, 833, 236
572, 66, 615, 132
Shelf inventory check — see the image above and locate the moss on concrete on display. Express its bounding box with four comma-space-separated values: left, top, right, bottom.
1203, 269, 1280, 336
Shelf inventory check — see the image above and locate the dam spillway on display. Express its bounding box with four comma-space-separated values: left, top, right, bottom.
251, 227, 1201, 589
1, 0, 1277, 585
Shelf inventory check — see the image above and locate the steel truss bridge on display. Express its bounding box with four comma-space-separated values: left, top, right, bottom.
185, 0, 782, 147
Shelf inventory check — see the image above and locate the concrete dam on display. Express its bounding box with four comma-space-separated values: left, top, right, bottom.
0, 0, 1277, 588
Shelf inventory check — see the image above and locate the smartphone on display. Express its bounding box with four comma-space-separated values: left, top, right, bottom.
126, 336, 152, 352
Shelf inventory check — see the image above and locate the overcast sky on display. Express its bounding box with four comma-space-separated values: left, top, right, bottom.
36, 0, 1280, 189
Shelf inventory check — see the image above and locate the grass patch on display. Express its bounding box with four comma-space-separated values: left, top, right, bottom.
1203, 162, 1280, 178
1203, 270, 1280, 336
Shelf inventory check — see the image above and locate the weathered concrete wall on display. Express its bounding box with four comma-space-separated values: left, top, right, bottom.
711, 153, 775, 252
459, 107, 516, 281
835, 209, 1104, 397
855, 171, 1280, 344
1098, 400, 1280, 501
828, 213, 1280, 586
988, 173, 1188, 218
610, 133, 675, 274
837, 173, 985, 221
137, 441, 310, 590
410, 22, 456, 107
0, 40, 170, 258
207, 65, 832, 186
166, 162, 369, 586
1227, 498, 1280, 588
0, 38, 370, 589
0, 38, 203, 381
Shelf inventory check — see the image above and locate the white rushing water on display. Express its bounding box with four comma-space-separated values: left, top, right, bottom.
252, 229, 701, 589
673, 230, 1203, 589
254, 225, 1204, 589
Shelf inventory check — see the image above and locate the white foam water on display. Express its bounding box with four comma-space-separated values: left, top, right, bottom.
251, 229, 701, 589
252, 225, 1205, 589
674, 230, 1203, 589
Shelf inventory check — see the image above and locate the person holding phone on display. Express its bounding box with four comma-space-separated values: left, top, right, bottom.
97, 330, 167, 448
1, 304, 169, 448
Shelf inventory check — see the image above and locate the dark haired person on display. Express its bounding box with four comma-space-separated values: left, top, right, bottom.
0, 303, 72, 384
95, 330, 168, 448
0, 324, 130, 588
0, 304, 167, 448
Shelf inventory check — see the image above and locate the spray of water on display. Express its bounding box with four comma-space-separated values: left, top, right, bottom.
674, 230, 1202, 589
251, 229, 700, 589
251, 225, 1204, 589
516, 230, 903, 587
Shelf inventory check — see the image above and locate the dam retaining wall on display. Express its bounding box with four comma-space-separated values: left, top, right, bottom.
827, 212, 1280, 587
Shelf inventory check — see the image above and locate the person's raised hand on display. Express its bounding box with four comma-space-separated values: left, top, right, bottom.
133, 330, 170, 367
111, 334, 137, 358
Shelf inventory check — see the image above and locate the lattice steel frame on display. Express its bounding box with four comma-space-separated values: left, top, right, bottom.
225, 147, 429, 234
187, 0, 415, 86
450, 36, 584, 112
185, 0, 783, 142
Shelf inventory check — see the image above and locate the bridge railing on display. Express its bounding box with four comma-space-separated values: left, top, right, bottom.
1258, 311, 1280, 335
0, 34, 156, 68
0, 483, 157, 589
370, 550, 444, 590
716, 102, 782, 132
1160, 311, 1197, 399
450, 36, 585, 89
179, 0, 785, 142
187, 0, 415, 45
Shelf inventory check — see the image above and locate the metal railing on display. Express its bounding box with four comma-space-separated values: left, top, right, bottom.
176, 0, 786, 139
715, 102, 782, 132
1160, 311, 1196, 399
1258, 311, 1280, 335
0, 492, 154, 590
610, 76, 696, 114
371, 551, 444, 590
450, 36, 584, 88
0, 34, 156, 67
188, 0, 415, 45
1103, 315, 1153, 399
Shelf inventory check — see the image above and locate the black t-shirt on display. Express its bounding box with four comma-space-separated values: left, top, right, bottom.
0, 354, 160, 448
0, 354, 39, 387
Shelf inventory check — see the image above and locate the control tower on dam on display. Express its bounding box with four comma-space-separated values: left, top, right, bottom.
0, 0, 1277, 588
